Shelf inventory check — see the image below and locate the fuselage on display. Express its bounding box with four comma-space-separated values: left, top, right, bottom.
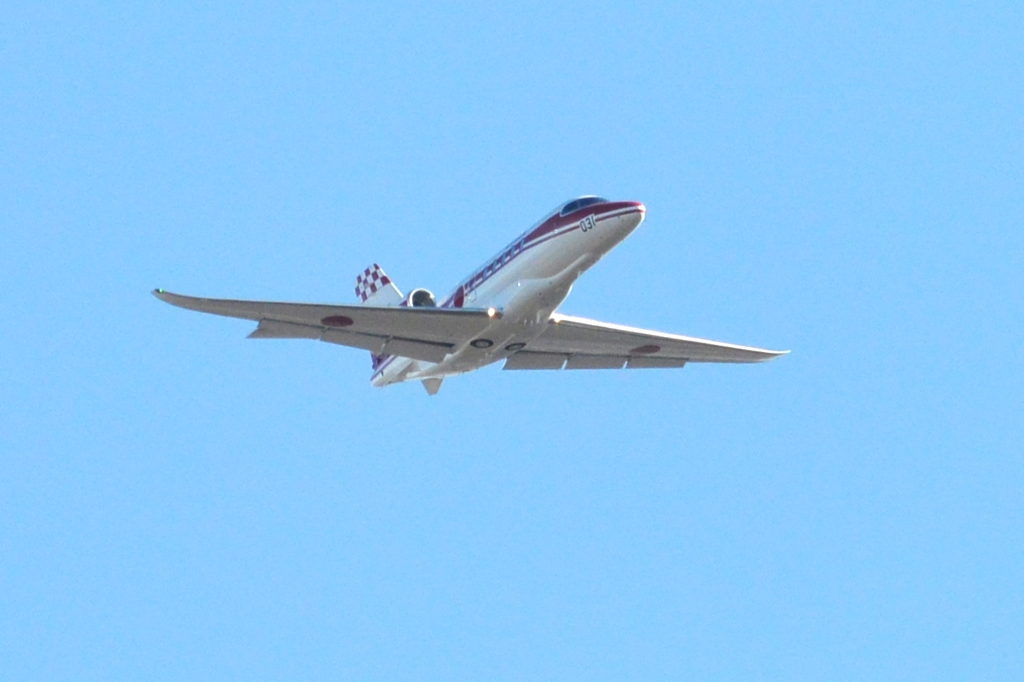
372, 198, 646, 387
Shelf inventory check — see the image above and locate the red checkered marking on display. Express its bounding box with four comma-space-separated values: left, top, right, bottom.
355, 263, 392, 302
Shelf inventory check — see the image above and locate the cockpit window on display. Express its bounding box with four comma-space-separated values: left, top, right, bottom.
560, 196, 608, 216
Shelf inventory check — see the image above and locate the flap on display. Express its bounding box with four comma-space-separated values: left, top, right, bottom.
248, 319, 322, 340
503, 351, 567, 370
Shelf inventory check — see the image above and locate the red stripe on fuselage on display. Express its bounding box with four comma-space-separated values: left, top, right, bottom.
437, 201, 643, 309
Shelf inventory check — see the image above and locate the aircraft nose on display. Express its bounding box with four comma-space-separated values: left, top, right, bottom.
592, 200, 646, 249
621, 201, 646, 232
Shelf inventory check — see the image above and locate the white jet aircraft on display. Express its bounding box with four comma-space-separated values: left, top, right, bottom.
155, 197, 787, 394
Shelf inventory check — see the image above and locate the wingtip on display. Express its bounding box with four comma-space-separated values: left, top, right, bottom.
152, 288, 182, 305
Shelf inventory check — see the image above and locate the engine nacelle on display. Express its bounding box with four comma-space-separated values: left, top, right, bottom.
408, 288, 436, 307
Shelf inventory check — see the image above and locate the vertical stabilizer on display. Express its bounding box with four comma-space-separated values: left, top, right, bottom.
355, 264, 403, 306
356, 264, 404, 372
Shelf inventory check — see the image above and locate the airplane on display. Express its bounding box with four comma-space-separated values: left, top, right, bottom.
154, 196, 787, 394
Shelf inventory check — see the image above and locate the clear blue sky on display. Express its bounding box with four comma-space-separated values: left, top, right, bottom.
2, 2, 1022, 680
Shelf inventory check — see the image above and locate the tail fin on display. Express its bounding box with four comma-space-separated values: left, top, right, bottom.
355, 263, 403, 306
356, 264, 403, 372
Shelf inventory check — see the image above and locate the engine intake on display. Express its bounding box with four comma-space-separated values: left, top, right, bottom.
409, 288, 436, 307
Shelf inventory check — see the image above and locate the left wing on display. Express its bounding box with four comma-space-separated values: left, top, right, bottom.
153, 289, 494, 363
504, 313, 787, 370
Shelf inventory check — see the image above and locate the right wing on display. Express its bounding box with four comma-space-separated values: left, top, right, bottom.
153, 289, 494, 363
504, 313, 787, 370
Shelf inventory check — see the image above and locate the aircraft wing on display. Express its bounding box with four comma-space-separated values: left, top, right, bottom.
504, 313, 787, 370
153, 289, 495, 364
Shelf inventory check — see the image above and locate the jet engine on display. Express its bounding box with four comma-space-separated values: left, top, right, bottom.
408, 288, 436, 307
